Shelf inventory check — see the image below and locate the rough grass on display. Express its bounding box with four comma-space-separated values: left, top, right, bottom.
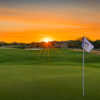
0, 48, 100, 100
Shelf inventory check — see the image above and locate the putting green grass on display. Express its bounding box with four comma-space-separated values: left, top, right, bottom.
0, 48, 100, 100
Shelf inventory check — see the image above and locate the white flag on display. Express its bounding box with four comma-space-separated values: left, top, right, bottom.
82, 38, 94, 52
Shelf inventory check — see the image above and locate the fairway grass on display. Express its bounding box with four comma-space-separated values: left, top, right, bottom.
0, 48, 100, 100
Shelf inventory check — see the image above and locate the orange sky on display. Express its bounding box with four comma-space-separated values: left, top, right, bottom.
0, 2, 100, 43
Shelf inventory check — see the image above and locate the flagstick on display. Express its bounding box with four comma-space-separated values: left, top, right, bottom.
82, 40, 85, 96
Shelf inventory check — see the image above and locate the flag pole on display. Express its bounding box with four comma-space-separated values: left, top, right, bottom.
82, 37, 85, 96
82, 36, 94, 96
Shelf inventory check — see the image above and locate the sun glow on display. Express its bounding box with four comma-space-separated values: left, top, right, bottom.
42, 37, 53, 43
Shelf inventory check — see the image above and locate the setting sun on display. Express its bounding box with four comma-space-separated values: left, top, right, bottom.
42, 37, 53, 43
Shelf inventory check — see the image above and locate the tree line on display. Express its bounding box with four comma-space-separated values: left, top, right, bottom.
0, 40, 100, 49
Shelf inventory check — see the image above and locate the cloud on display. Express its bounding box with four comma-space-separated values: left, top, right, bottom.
0, 20, 86, 33
0, 0, 100, 5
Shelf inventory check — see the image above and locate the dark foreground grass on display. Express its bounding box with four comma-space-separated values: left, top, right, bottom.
0, 48, 100, 100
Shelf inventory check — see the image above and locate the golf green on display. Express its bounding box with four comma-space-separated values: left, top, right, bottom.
0, 48, 100, 100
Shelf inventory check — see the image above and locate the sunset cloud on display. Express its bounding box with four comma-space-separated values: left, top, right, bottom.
0, 0, 100, 42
